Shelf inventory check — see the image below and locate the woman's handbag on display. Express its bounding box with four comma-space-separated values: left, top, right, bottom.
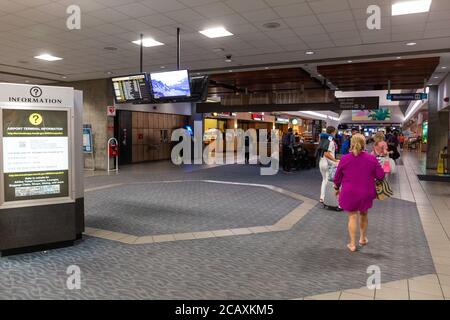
376, 179, 394, 200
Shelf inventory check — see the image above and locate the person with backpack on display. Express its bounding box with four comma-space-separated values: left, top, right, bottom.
341, 132, 351, 155
282, 128, 295, 172
317, 126, 339, 203
387, 131, 400, 161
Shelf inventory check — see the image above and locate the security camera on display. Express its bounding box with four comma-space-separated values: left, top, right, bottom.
225, 55, 232, 62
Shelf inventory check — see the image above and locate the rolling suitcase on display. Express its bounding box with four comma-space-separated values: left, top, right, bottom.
323, 180, 340, 210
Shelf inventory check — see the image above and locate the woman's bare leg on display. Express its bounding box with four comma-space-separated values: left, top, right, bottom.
347, 212, 358, 251
359, 211, 368, 244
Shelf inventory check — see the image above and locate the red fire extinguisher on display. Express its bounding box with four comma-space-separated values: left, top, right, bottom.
109, 140, 119, 158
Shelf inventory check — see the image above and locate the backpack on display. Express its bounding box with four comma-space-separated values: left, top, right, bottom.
282, 133, 292, 146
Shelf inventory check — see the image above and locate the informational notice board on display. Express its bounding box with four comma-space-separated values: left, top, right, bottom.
2, 108, 69, 202
83, 126, 93, 153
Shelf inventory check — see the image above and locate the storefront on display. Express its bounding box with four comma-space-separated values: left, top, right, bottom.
203, 112, 236, 145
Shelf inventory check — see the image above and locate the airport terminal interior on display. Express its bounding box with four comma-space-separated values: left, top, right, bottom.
0, 0, 450, 302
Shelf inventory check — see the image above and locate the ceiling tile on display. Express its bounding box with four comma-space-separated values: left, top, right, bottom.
114, 2, 156, 18
305, 40, 335, 49
283, 15, 320, 28
317, 10, 354, 24
309, 0, 350, 14
88, 8, 131, 23
329, 30, 361, 40
323, 21, 358, 33
240, 8, 280, 22
192, 2, 234, 17
273, 3, 313, 18
56, 0, 106, 12
333, 37, 362, 46
225, 0, 269, 13
139, 14, 177, 27
140, 0, 186, 12
165, 8, 205, 23
293, 25, 326, 36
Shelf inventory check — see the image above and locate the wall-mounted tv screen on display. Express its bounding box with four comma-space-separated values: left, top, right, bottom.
150, 70, 191, 99
112, 73, 152, 103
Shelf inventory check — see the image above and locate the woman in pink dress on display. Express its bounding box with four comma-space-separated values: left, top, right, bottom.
333, 134, 385, 252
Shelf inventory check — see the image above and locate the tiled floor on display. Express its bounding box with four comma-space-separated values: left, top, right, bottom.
0, 151, 448, 299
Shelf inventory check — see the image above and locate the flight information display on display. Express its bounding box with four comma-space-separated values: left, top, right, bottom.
112, 74, 152, 103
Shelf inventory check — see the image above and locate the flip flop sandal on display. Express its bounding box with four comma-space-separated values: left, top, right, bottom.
359, 238, 369, 246
347, 244, 357, 252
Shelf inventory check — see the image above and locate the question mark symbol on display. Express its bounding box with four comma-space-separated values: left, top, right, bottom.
30, 86, 42, 98
33, 114, 39, 124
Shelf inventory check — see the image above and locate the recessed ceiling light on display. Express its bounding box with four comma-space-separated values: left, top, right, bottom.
347, 60, 353, 63
104, 46, 118, 51
213, 48, 225, 52
406, 42, 417, 46
392, 0, 432, 16
305, 50, 315, 55
132, 38, 164, 47
397, 56, 402, 59
61, 76, 67, 79
442, 66, 448, 69
34, 54, 63, 61
106, 71, 113, 75
199, 27, 233, 38
228, 70, 233, 73
25, 80, 30, 83
434, 76, 439, 79
265, 67, 270, 70
263, 22, 281, 29
160, 66, 166, 69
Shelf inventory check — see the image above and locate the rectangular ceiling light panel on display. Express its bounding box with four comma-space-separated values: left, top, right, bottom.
392, 0, 432, 16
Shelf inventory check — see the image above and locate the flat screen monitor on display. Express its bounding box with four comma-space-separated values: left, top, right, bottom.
150, 70, 191, 100
112, 73, 152, 103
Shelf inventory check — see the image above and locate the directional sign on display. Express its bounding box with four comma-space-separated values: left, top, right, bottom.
337, 97, 379, 110
387, 93, 428, 101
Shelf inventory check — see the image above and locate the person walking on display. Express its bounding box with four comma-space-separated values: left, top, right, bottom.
333, 134, 385, 252
341, 131, 351, 155
282, 128, 295, 172
372, 131, 388, 157
318, 126, 339, 203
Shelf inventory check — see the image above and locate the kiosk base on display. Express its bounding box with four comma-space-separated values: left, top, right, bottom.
0, 240, 74, 257
0, 201, 81, 256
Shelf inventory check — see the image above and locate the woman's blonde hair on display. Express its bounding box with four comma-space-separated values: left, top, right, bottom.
374, 131, 385, 143
351, 133, 366, 156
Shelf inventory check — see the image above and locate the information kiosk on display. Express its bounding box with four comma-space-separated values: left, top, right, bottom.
0, 83, 84, 256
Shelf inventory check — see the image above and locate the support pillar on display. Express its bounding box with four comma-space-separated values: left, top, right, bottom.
426, 86, 449, 170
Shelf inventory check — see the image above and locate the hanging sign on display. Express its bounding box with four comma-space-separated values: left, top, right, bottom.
387, 93, 428, 101
276, 117, 289, 124
337, 97, 379, 110
251, 113, 265, 121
